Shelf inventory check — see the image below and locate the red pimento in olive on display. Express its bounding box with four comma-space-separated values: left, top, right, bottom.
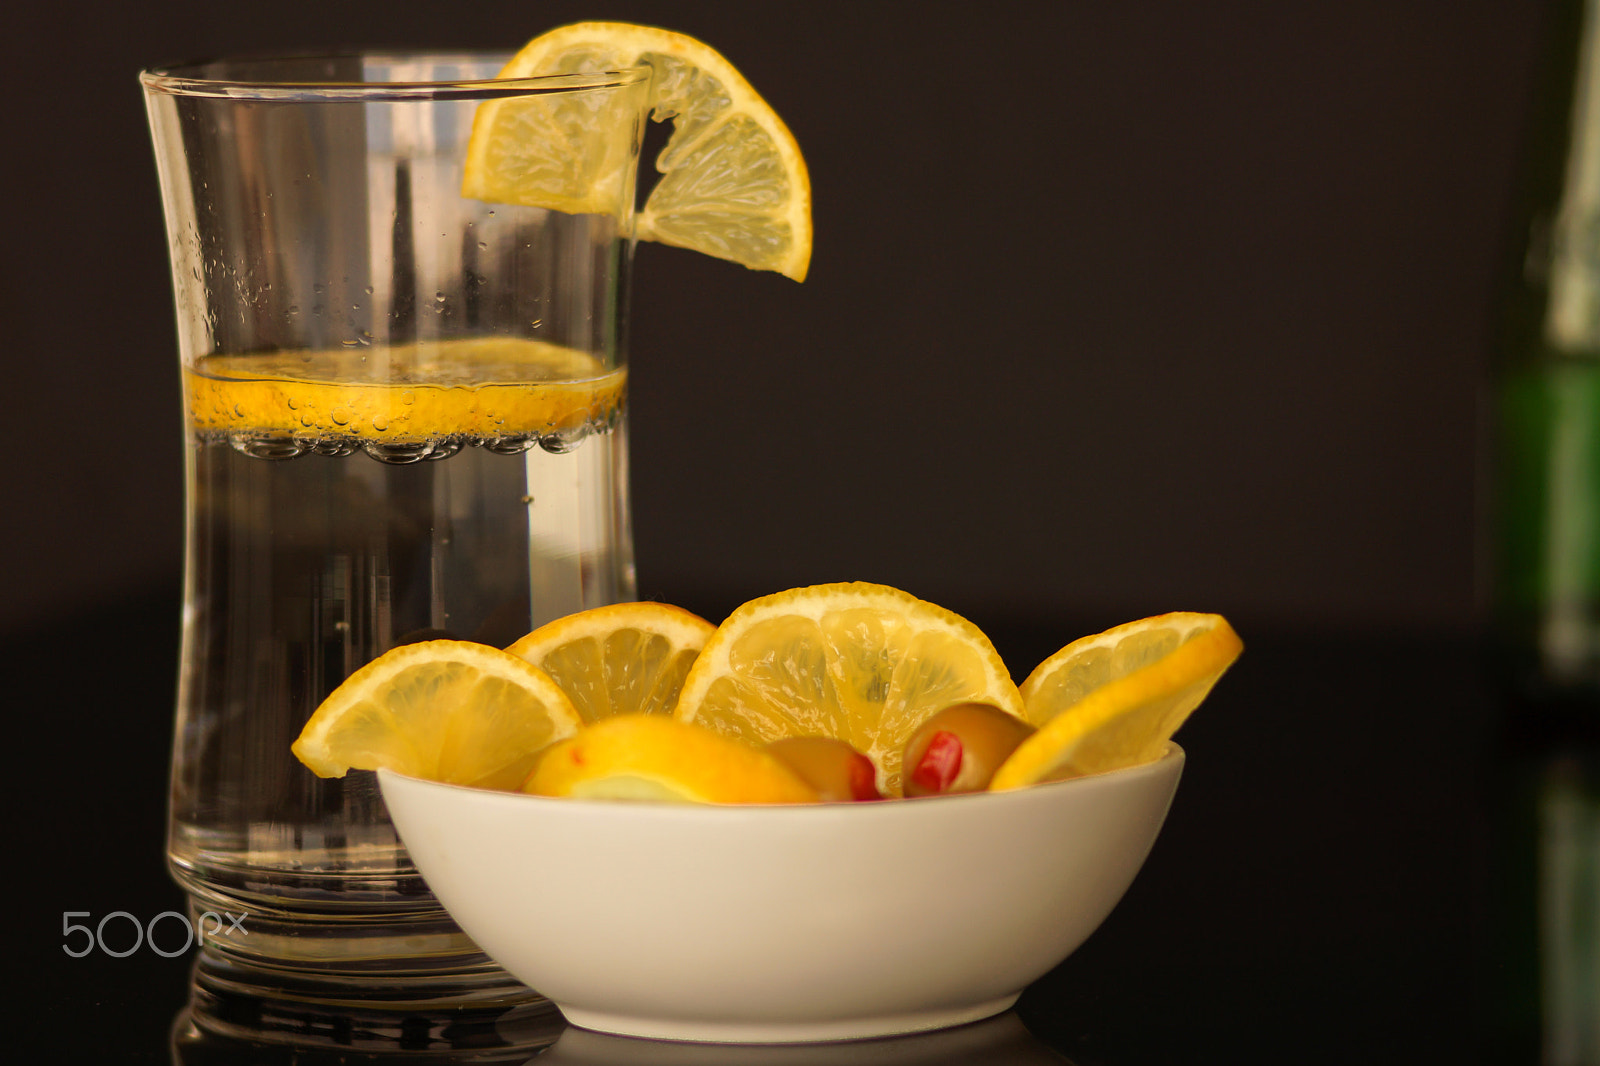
765, 737, 883, 801
902, 702, 1036, 797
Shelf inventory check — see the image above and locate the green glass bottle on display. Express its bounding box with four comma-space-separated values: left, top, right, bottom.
1496, 0, 1600, 734
1492, 10, 1600, 1047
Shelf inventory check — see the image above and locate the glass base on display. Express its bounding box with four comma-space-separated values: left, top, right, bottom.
173, 871, 551, 1052
175, 871, 535, 1005
180, 953, 562, 1056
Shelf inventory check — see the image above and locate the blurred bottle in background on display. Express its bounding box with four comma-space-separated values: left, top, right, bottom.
1496, 0, 1600, 742
1491, 4, 1600, 1064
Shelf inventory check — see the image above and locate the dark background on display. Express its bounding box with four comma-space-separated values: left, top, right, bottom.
1, 0, 1548, 638
7, 2, 1587, 1063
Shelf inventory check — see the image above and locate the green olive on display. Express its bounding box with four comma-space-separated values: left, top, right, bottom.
765, 737, 883, 801
902, 702, 1036, 797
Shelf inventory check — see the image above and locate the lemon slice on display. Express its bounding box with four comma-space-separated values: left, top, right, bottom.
506, 602, 716, 722
187, 337, 624, 444
291, 639, 582, 791
463, 22, 812, 281
989, 613, 1242, 789
524, 714, 819, 804
674, 582, 1024, 795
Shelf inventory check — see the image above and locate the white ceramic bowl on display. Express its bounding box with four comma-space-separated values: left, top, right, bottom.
378, 745, 1184, 1044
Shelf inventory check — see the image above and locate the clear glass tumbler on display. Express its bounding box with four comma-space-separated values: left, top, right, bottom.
141, 53, 649, 1017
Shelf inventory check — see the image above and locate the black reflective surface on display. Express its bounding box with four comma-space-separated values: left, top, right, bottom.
17, 591, 1596, 1063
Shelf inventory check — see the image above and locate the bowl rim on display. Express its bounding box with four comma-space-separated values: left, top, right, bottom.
376, 742, 1184, 820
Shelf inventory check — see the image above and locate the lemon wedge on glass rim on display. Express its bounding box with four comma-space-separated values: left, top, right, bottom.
463, 21, 812, 281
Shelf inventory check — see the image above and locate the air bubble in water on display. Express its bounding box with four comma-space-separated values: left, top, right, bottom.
363, 441, 434, 464
233, 436, 305, 460
484, 436, 534, 455
539, 425, 589, 454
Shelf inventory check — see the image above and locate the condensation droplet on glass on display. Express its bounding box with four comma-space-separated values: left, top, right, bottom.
400, 390, 415, 406
529, 319, 543, 329
371, 415, 388, 432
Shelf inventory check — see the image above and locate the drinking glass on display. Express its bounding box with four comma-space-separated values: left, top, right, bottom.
141, 52, 649, 1020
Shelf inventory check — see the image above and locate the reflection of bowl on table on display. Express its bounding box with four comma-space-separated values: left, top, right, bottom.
378, 745, 1184, 1044
539, 1010, 1065, 1064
